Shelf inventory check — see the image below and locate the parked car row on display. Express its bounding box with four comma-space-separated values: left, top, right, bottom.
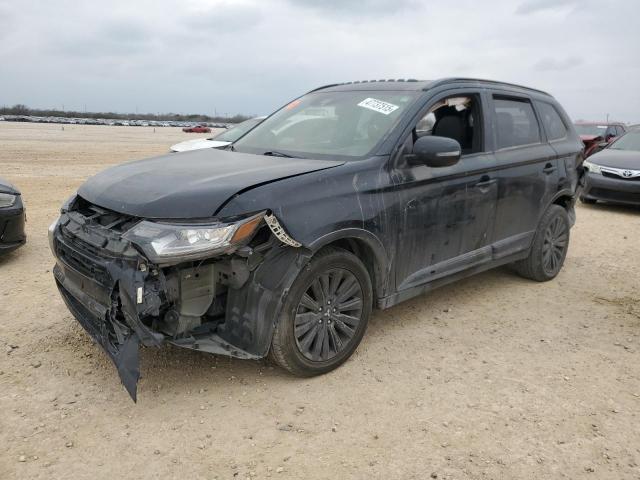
581, 127, 640, 205
574, 121, 628, 158
0, 115, 230, 129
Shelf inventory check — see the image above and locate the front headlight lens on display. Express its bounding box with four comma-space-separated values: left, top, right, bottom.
583, 160, 602, 174
0, 193, 17, 208
123, 213, 264, 263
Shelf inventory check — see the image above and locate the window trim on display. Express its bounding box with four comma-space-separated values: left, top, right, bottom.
491, 94, 544, 151
410, 91, 487, 156
534, 100, 569, 143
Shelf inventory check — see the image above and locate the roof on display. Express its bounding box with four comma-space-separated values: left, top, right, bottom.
311, 77, 551, 96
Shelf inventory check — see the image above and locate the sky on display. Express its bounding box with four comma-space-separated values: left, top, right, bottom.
0, 0, 638, 123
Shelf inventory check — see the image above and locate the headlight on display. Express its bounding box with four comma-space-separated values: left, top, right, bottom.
122, 212, 264, 263
583, 160, 602, 174
0, 193, 16, 208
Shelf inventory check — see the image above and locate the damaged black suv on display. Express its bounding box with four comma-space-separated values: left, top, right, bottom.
50, 79, 583, 400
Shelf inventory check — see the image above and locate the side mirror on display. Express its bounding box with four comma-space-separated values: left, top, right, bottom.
406, 135, 461, 167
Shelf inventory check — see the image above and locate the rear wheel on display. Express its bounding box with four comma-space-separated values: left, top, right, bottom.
269, 248, 372, 376
514, 205, 570, 282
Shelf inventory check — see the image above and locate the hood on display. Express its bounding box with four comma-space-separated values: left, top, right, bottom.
589, 149, 640, 169
170, 138, 231, 153
78, 149, 344, 219
0, 177, 19, 195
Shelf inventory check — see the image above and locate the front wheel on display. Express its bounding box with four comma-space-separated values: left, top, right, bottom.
513, 205, 570, 282
269, 247, 372, 376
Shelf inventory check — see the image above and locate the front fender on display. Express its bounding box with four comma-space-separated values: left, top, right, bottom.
308, 227, 390, 298
216, 245, 312, 357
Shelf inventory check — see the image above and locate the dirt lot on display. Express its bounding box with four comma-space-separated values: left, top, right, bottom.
1, 122, 639, 479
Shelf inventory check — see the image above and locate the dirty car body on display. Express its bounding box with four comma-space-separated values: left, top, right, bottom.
50, 78, 583, 400
0, 177, 26, 254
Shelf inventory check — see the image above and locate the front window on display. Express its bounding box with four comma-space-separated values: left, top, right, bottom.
574, 124, 607, 136
609, 131, 640, 151
233, 91, 419, 159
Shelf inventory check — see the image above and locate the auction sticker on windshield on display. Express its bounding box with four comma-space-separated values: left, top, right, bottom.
357, 98, 399, 115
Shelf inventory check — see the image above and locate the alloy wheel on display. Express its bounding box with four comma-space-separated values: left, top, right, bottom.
542, 216, 568, 275
294, 268, 364, 362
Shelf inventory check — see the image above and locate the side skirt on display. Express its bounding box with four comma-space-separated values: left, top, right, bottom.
377, 250, 528, 310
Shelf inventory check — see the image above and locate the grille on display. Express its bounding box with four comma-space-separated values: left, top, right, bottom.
602, 171, 640, 181
56, 236, 111, 285
73, 197, 139, 233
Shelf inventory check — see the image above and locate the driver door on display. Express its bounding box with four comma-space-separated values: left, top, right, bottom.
393, 90, 498, 291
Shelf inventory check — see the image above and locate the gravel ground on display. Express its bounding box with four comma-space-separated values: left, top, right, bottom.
1, 122, 639, 480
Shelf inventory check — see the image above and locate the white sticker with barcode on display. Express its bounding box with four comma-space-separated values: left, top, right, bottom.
357, 98, 399, 115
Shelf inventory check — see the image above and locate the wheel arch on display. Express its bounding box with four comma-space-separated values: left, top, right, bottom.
549, 190, 577, 226
307, 229, 390, 302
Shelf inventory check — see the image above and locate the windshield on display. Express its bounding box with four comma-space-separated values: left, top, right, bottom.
574, 124, 607, 136
209, 118, 264, 142
233, 91, 419, 158
610, 131, 640, 151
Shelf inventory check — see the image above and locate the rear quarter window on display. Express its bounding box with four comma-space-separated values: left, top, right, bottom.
535, 102, 567, 141
493, 97, 541, 149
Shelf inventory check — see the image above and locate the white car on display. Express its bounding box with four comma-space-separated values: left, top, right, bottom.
170, 116, 266, 153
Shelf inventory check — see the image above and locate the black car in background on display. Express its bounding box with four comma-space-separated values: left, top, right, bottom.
581, 129, 640, 205
49, 78, 583, 400
0, 178, 26, 254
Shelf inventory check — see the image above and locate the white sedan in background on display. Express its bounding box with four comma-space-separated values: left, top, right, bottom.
170, 116, 266, 152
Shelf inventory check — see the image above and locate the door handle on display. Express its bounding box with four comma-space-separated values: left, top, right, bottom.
543, 163, 557, 174
475, 175, 496, 190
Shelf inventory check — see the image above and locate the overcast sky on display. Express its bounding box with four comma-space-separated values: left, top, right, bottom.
1, 0, 638, 122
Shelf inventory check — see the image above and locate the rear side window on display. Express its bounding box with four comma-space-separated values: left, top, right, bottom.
536, 102, 567, 141
493, 97, 541, 149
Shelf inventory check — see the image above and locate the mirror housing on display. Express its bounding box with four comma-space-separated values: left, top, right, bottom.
406, 135, 461, 167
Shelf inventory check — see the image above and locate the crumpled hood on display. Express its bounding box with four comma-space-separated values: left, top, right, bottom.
589, 149, 640, 169
0, 177, 20, 195
78, 149, 344, 219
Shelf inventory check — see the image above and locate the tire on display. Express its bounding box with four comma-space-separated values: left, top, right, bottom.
269, 247, 372, 376
580, 196, 597, 205
513, 205, 570, 282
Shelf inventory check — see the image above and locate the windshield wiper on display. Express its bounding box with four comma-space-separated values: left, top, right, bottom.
263, 150, 303, 159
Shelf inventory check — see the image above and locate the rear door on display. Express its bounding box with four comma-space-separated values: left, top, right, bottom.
534, 100, 582, 200
489, 93, 558, 257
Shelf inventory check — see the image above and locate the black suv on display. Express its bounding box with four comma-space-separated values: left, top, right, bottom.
50, 78, 582, 400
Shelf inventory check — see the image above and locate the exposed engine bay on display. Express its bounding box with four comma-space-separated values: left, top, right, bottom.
50, 196, 309, 401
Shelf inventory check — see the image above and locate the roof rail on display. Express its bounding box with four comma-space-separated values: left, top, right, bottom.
310, 79, 426, 92
306, 83, 341, 93
426, 78, 551, 96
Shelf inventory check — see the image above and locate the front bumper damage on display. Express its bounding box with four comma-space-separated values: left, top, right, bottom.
51, 203, 309, 401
